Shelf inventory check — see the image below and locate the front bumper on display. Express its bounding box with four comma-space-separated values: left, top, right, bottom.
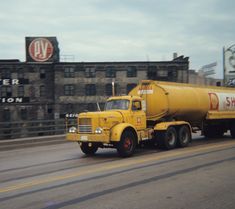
66, 132, 110, 143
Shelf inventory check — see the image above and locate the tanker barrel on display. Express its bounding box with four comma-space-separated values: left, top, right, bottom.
129, 80, 235, 123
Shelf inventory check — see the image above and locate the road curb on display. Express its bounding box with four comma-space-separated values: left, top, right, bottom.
0, 135, 68, 151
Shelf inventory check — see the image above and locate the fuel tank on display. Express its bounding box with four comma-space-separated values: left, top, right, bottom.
129, 80, 235, 123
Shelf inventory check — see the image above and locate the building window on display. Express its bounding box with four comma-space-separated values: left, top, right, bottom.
87, 103, 96, 111
47, 107, 53, 114
40, 69, 46, 79
85, 84, 96, 96
147, 66, 157, 80
168, 70, 178, 81
66, 103, 74, 113
105, 83, 117, 96
127, 66, 137, 77
126, 83, 137, 94
3, 109, 11, 121
40, 85, 46, 97
1, 70, 11, 79
20, 108, 27, 120
29, 86, 35, 98
157, 70, 168, 77
18, 71, 24, 79
105, 84, 112, 96
99, 103, 105, 111
1, 86, 12, 97
85, 67, 96, 78
105, 66, 116, 78
64, 85, 75, 96
18, 86, 24, 97
64, 67, 75, 78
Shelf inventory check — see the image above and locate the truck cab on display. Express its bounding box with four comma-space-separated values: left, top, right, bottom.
104, 96, 146, 130
66, 95, 148, 157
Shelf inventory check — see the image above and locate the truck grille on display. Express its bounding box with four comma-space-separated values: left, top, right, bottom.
78, 125, 92, 133
78, 118, 92, 133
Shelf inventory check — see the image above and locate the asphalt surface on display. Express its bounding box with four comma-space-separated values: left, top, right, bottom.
0, 135, 235, 209
0, 134, 66, 151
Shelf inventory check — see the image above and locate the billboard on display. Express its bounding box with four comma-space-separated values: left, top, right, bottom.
25, 37, 60, 62
224, 44, 235, 84
199, 62, 217, 76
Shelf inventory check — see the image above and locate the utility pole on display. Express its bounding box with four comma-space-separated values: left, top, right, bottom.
223, 46, 226, 86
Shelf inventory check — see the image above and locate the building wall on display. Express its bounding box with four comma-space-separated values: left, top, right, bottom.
53, 59, 189, 117
189, 70, 223, 86
0, 57, 189, 125
0, 62, 55, 123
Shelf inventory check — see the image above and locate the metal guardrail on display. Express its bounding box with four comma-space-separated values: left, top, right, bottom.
0, 118, 76, 140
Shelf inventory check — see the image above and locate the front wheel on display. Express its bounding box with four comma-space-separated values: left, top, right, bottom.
117, 131, 137, 157
80, 142, 98, 155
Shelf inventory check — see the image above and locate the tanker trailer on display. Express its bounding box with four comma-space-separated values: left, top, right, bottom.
129, 80, 235, 144
66, 80, 235, 157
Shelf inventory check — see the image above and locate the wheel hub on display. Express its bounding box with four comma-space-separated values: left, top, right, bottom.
124, 138, 132, 150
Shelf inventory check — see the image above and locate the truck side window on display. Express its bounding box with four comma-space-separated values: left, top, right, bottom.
132, 101, 141, 111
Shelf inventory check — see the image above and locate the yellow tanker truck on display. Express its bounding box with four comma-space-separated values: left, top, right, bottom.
66, 80, 235, 157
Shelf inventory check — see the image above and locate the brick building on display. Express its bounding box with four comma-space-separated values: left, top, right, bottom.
54, 58, 189, 118
0, 37, 189, 138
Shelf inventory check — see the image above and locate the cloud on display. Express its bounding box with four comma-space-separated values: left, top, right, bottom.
0, 0, 234, 78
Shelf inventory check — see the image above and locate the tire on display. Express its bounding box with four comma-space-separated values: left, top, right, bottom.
80, 142, 98, 155
117, 130, 136, 157
177, 125, 191, 147
158, 127, 177, 150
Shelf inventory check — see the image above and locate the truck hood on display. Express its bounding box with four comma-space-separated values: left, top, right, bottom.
78, 111, 124, 131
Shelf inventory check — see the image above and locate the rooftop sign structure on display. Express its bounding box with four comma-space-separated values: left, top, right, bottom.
25, 37, 60, 63
198, 62, 217, 77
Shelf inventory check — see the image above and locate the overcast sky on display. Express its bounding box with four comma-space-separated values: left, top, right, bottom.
0, 0, 234, 78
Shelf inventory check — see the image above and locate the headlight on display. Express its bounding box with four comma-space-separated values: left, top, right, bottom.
95, 127, 103, 134
69, 126, 77, 133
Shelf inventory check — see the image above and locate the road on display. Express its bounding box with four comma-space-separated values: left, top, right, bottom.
0, 135, 235, 209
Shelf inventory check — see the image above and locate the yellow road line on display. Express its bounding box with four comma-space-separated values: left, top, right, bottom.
1, 141, 235, 193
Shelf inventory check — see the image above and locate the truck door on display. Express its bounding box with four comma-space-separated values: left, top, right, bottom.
131, 100, 146, 130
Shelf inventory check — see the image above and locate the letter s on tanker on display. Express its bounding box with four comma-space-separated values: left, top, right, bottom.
66, 80, 235, 157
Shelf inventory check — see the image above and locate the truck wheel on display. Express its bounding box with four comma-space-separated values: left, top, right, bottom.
80, 143, 98, 155
159, 127, 177, 150
177, 125, 191, 147
117, 131, 136, 157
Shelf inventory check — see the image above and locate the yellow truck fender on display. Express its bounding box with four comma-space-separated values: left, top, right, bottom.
110, 123, 138, 142
154, 121, 192, 132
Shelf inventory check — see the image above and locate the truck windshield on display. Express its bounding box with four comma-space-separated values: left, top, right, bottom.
105, 99, 130, 110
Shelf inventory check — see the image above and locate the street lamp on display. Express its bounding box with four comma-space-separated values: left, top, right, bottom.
223, 44, 235, 86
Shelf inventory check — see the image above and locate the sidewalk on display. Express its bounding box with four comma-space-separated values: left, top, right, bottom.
0, 134, 67, 151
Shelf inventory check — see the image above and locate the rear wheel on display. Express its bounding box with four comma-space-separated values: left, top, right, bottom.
117, 130, 136, 157
80, 142, 98, 155
177, 125, 191, 147
158, 127, 177, 150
